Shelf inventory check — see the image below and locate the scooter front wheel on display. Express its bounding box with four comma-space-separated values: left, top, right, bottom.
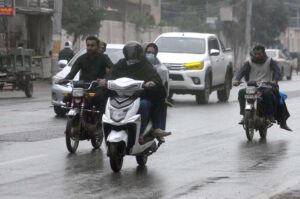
136, 153, 148, 166
245, 111, 254, 141
109, 143, 124, 172
65, 117, 80, 153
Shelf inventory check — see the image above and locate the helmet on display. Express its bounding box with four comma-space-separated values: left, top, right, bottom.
123, 41, 144, 65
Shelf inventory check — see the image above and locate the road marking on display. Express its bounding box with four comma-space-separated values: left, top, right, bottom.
0, 154, 47, 166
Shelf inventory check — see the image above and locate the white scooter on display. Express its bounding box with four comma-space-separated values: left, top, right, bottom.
102, 77, 163, 172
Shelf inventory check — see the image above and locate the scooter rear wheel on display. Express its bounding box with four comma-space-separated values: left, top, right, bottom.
109, 143, 124, 172
245, 111, 254, 141
65, 117, 80, 153
136, 153, 148, 166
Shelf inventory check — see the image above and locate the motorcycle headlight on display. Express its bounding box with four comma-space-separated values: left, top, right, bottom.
110, 108, 129, 122
72, 88, 84, 97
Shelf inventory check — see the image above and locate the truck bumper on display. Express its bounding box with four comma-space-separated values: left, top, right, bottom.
169, 70, 205, 93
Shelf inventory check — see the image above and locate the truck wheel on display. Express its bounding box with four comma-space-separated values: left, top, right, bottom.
24, 82, 33, 98
196, 75, 210, 104
217, 72, 232, 102
54, 105, 67, 117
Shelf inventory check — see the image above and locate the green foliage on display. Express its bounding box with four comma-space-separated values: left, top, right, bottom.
128, 12, 155, 30
62, 0, 104, 43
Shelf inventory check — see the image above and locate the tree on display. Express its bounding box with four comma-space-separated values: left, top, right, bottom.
62, 0, 104, 44
251, 0, 288, 46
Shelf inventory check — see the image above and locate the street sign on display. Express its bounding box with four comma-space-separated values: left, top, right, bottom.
0, 0, 15, 16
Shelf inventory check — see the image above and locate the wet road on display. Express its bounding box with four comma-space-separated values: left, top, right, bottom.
1, 77, 300, 199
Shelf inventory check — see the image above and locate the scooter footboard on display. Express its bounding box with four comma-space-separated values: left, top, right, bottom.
107, 130, 128, 145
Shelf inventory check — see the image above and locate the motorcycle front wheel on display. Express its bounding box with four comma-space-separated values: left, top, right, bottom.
109, 143, 124, 172
65, 117, 80, 153
91, 123, 103, 149
245, 111, 254, 141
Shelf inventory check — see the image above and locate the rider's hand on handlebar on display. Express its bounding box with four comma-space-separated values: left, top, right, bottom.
233, 80, 240, 87
97, 79, 107, 87
144, 81, 156, 88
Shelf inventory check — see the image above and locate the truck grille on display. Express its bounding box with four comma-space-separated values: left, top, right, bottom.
164, 63, 185, 70
169, 74, 184, 81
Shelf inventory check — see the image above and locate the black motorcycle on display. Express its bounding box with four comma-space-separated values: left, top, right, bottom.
243, 81, 273, 141
59, 80, 104, 153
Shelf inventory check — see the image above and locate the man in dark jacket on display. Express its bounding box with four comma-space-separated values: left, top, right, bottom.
58, 42, 74, 62
61, 36, 113, 114
108, 41, 170, 143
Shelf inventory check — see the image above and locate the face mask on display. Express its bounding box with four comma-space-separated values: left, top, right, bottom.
146, 53, 155, 59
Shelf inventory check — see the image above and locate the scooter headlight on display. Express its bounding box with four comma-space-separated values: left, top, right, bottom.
110, 108, 129, 122
72, 88, 84, 97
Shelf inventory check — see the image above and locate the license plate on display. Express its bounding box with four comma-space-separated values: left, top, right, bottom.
245, 94, 256, 99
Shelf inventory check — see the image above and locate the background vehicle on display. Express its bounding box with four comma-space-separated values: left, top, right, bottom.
59, 80, 103, 153
0, 48, 36, 97
265, 49, 293, 80
52, 44, 124, 116
243, 81, 272, 141
154, 32, 234, 104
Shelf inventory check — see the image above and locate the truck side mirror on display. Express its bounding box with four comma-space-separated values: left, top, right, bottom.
210, 49, 220, 56
58, 60, 68, 69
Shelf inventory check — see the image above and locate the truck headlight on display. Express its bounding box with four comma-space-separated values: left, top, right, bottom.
184, 61, 204, 70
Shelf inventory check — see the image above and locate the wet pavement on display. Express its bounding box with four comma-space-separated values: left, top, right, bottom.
1, 77, 300, 198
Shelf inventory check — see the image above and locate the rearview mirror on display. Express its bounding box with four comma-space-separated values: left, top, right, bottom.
210, 49, 220, 56
58, 60, 68, 69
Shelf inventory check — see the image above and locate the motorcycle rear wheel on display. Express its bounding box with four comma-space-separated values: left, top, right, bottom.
259, 127, 268, 139
65, 117, 80, 153
109, 143, 124, 172
136, 153, 148, 166
91, 124, 103, 149
245, 111, 254, 141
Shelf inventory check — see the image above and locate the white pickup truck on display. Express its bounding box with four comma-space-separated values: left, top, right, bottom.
154, 32, 234, 104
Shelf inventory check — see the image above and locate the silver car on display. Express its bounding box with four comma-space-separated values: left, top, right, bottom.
266, 49, 293, 80
52, 44, 169, 116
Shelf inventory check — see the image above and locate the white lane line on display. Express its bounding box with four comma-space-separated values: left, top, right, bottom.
0, 154, 47, 166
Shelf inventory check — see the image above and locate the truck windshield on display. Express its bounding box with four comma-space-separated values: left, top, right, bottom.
156, 37, 206, 54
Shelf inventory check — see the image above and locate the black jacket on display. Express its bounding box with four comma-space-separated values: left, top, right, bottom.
58, 48, 74, 62
65, 52, 113, 82
109, 58, 166, 100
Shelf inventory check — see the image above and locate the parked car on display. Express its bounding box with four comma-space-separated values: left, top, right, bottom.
265, 49, 293, 80
52, 43, 169, 116
154, 32, 234, 104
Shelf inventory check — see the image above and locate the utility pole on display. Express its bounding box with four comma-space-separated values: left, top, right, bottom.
51, 0, 63, 75
245, 0, 252, 52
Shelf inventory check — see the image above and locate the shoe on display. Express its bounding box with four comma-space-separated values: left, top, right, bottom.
152, 128, 172, 138
280, 124, 293, 132
238, 118, 244, 125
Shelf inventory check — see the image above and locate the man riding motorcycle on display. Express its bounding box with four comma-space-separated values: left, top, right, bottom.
233, 45, 292, 130
58, 36, 113, 116
107, 41, 171, 143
